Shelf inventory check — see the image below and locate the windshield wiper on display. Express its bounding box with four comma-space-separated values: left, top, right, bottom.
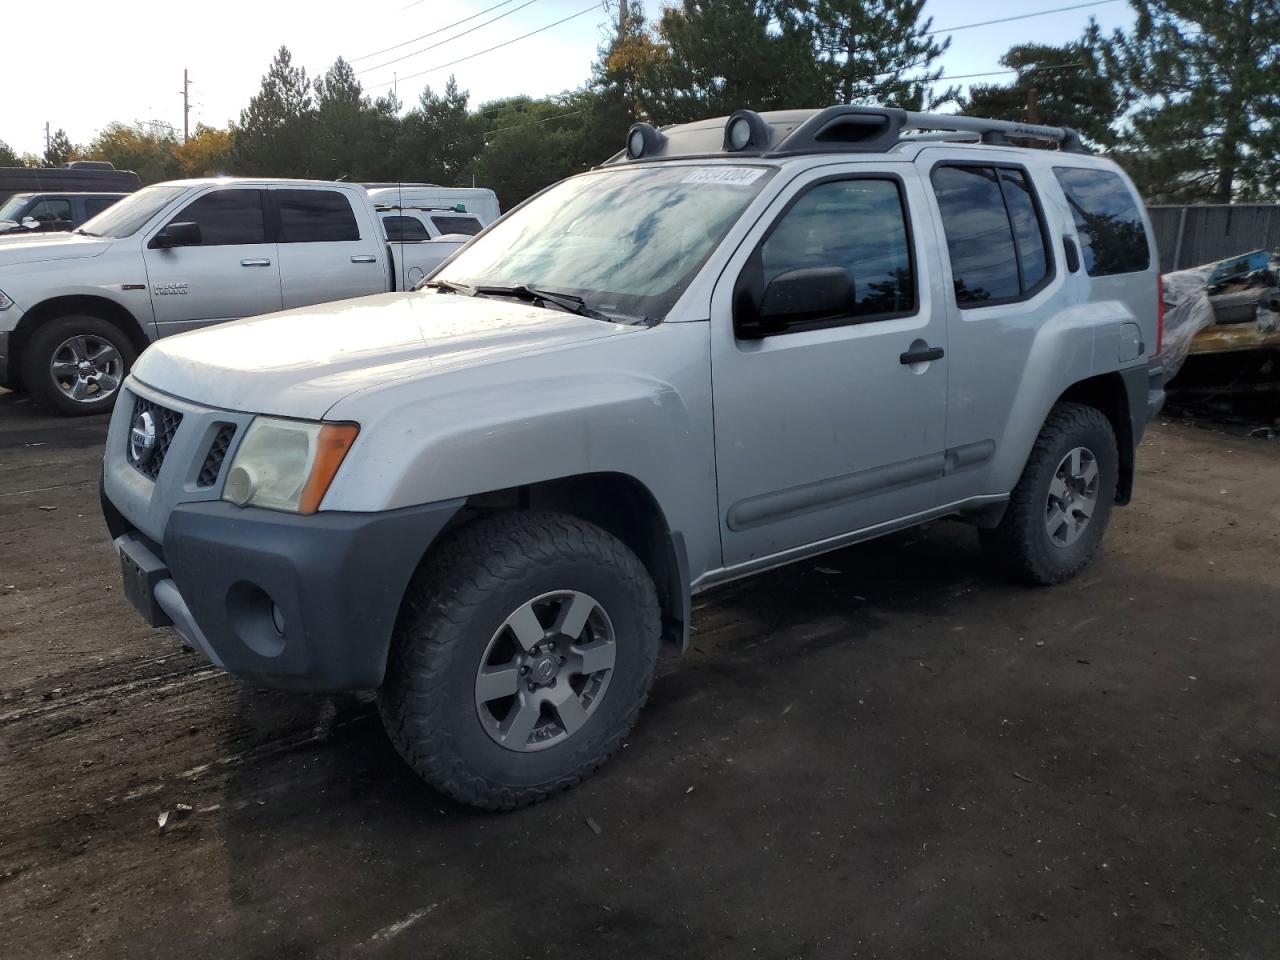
422, 278, 475, 296
472, 284, 640, 325
74, 228, 101, 237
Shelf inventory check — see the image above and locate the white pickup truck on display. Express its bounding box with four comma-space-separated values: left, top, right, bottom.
0, 178, 489, 415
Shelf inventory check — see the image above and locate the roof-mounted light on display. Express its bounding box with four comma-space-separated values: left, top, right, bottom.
626, 122, 665, 160
723, 110, 770, 152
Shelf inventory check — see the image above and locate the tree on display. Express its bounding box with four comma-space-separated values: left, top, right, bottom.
83, 122, 182, 183
401, 77, 484, 185
44, 128, 77, 166
806, 0, 956, 109
313, 57, 373, 180
965, 33, 1119, 148
0, 140, 19, 166
173, 124, 236, 178
1102, 0, 1280, 201
233, 46, 315, 176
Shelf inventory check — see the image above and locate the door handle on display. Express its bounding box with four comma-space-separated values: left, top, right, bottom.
900, 345, 944, 365
240, 258, 271, 267
1063, 235, 1081, 273
350, 255, 377, 263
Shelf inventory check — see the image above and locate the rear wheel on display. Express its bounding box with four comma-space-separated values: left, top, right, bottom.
981, 402, 1119, 585
22, 315, 136, 416
379, 511, 661, 810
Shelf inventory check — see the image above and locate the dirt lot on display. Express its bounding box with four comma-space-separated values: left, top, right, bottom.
1, 389, 1278, 959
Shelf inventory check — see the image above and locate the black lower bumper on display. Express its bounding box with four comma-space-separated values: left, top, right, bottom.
106, 492, 464, 690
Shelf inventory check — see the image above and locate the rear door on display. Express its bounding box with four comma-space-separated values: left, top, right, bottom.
271, 187, 387, 308
142, 185, 283, 336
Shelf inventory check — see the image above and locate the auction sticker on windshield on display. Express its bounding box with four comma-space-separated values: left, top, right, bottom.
682, 167, 766, 185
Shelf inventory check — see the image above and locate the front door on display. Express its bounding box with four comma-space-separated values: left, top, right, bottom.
710, 165, 950, 568
142, 186, 282, 336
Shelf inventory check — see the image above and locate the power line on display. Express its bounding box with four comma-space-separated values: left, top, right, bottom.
351, 0, 523, 62
355, 0, 541, 76
926, 0, 1120, 36
485, 108, 585, 136
370, 2, 605, 87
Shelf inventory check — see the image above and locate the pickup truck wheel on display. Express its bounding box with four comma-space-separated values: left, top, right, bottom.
22, 315, 136, 416
379, 511, 661, 810
981, 402, 1118, 585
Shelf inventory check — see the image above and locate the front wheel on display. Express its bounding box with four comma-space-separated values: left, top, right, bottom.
21, 315, 136, 416
379, 511, 661, 810
981, 402, 1119, 585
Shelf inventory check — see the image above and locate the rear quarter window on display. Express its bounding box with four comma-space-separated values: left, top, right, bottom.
430, 215, 482, 237
1052, 167, 1150, 276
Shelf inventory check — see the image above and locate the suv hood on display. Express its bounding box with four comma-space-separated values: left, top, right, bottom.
131, 291, 647, 419
0, 230, 110, 264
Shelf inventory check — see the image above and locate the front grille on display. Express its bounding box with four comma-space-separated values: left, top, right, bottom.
126, 396, 182, 481
197, 424, 236, 487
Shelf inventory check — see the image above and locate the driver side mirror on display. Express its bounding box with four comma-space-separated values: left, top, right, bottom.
21, 216, 40, 230
736, 266, 856, 339
151, 221, 202, 249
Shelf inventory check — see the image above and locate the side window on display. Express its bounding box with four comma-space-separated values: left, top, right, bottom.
383, 215, 430, 241
1053, 167, 1150, 276
276, 190, 360, 243
757, 178, 915, 323
29, 198, 73, 224
168, 189, 266, 245
429, 215, 483, 237
84, 198, 118, 218
931, 165, 1052, 307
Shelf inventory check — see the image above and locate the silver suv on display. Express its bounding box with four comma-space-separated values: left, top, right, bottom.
101, 107, 1164, 810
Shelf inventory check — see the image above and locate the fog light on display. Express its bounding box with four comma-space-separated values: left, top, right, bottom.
728, 116, 751, 150
224, 465, 255, 506
271, 602, 286, 636
627, 128, 646, 158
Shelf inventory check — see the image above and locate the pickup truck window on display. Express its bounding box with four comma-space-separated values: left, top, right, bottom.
28, 198, 73, 224
758, 177, 915, 325
436, 165, 775, 321
84, 197, 118, 218
276, 190, 360, 243
430, 215, 482, 237
168, 189, 266, 245
383, 215, 430, 242
79, 184, 188, 238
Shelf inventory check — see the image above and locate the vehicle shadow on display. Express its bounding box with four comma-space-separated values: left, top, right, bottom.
0, 388, 112, 449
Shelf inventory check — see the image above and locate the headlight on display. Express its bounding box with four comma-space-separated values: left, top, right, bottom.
222, 417, 358, 514
0, 289, 14, 311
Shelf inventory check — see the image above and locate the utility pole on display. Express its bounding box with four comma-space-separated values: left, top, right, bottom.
44, 122, 51, 156
618, 0, 627, 29
180, 69, 192, 141
1026, 87, 1039, 125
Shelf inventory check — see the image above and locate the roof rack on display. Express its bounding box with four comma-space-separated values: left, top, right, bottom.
601, 105, 1088, 166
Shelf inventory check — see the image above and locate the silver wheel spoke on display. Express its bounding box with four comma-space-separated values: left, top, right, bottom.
498, 695, 540, 746
68, 378, 91, 400
1068, 447, 1082, 477
1079, 458, 1098, 486
547, 684, 588, 736
1046, 506, 1068, 537
1048, 475, 1069, 501
574, 639, 615, 675
475, 664, 521, 702
65, 336, 89, 363
1075, 496, 1096, 519
553, 591, 595, 641
95, 372, 122, 394
87, 342, 119, 366
505, 602, 545, 651
51, 359, 79, 376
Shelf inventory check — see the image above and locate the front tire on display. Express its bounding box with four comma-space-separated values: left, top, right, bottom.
22, 315, 136, 416
379, 511, 661, 810
981, 402, 1119, 585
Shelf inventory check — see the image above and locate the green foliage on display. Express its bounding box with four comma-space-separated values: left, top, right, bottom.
964, 32, 1119, 149
233, 46, 315, 176
400, 78, 485, 185
43, 128, 78, 167
1102, 0, 1280, 202
83, 122, 183, 183
0, 139, 19, 166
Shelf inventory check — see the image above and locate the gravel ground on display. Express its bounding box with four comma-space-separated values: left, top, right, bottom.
1, 389, 1278, 959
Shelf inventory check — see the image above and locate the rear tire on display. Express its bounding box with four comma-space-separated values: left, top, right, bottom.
22, 315, 136, 416
379, 511, 661, 810
981, 402, 1118, 585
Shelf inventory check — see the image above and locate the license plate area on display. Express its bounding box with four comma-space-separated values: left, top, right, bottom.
118, 536, 172, 628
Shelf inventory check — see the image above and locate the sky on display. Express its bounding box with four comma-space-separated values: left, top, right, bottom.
3, 0, 1136, 156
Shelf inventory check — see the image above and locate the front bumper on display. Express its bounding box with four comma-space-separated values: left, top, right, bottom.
0, 329, 10, 386
104, 484, 464, 690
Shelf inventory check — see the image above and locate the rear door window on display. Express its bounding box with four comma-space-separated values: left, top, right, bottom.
1052, 166, 1150, 276
168, 189, 267, 245
276, 190, 360, 243
383, 215, 430, 241
429, 214, 483, 237
931, 164, 1053, 307
29, 198, 73, 224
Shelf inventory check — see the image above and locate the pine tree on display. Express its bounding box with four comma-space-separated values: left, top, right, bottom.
233, 46, 315, 177
44, 129, 77, 167
1102, 0, 1280, 201
0, 140, 19, 167
313, 57, 372, 180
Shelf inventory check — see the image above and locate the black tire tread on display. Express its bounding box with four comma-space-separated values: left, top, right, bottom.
379, 510, 660, 811
981, 402, 1117, 586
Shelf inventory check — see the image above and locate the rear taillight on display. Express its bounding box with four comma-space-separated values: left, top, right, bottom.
1156, 275, 1165, 355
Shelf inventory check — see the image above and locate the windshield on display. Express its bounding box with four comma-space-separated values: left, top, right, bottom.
435, 164, 775, 321
78, 184, 187, 237
0, 195, 33, 221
